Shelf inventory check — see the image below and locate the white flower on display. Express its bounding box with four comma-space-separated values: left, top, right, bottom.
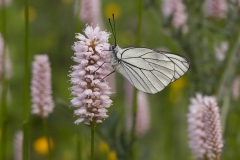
31, 54, 54, 118
70, 25, 112, 126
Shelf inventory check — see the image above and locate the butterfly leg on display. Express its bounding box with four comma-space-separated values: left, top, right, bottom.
92, 62, 106, 74
100, 66, 116, 82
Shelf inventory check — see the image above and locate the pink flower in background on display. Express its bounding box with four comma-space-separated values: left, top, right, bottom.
232, 76, 240, 100
80, 0, 104, 29
162, 0, 188, 29
124, 80, 150, 138
70, 25, 112, 126
162, 0, 175, 17
203, 96, 223, 160
215, 42, 228, 61
172, 0, 187, 29
135, 91, 150, 138
0, 0, 11, 8
206, 0, 227, 19
188, 94, 206, 159
13, 131, 23, 160
0, 33, 12, 80
31, 55, 54, 118
188, 94, 223, 160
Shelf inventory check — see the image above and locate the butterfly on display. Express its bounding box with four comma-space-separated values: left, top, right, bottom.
106, 15, 190, 94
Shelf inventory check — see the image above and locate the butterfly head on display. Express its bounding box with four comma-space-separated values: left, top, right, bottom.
109, 44, 119, 55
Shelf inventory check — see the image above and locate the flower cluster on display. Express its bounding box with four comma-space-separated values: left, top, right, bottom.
80, 0, 103, 28
31, 54, 54, 118
206, 0, 227, 19
70, 25, 112, 126
187, 94, 223, 160
162, 0, 188, 29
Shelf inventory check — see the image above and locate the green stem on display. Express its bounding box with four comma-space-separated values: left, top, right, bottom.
91, 125, 95, 160
130, 0, 143, 159
43, 119, 52, 160
75, 0, 81, 33
77, 127, 82, 160
1, 0, 8, 159
23, 0, 30, 159
131, 0, 143, 140
136, 0, 143, 47
216, 25, 240, 100
220, 89, 230, 134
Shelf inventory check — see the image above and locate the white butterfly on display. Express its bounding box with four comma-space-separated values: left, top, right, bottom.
109, 45, 190, 94
106, 15, 190, 94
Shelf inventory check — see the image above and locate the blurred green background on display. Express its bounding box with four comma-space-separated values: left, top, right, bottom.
1, 0, 240, 159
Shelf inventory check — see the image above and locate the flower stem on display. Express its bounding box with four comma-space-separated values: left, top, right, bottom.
1, 0, 8, 159
75, 0, 81, 33
23, 0, 30, 159
216, 24, 240, 100
43, 119, 52, 160
77, 126, 82, 160
130, 0, 143, 159
91, 125, 95, 160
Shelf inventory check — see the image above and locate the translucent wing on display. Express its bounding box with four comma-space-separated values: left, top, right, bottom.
116, 47, 190, 94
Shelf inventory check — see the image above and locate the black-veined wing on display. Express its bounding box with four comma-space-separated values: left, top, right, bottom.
116, 47, 190, 94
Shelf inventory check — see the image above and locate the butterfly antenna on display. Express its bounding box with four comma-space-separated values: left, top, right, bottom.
108, 14, 117, 47
112, 14, 117, 47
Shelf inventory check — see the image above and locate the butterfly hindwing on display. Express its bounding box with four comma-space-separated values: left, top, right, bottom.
116, 47, 190, 94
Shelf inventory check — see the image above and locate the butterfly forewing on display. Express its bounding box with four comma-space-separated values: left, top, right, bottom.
115, 47, 190, 94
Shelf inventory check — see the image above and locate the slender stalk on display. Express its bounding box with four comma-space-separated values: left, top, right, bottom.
216, 25, 240, 100
1, 0, 8, 159
43, 119, 52, 160
131, 0, 143, 140
75, 0, 81, 33
220, 89, 230, 134
23, 0, 30, 159
130, 0, 143, 159
77, 127, 82, 160
91, 125, 95, 160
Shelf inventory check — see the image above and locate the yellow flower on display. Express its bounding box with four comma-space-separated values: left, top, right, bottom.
104, 3, 121, 19
33, 136, 54, 155
107, 151, 118, 160
21, 6, 37, 23
98, 141, 109, 153
169, 77, 187, 103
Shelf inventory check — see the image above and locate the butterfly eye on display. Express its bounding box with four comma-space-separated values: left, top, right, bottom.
110, 45, 115, 51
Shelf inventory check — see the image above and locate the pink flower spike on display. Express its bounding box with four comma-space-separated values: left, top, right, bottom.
31, 54, 54, 118
187, 93, 223, 160
70, 25, 112, 126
